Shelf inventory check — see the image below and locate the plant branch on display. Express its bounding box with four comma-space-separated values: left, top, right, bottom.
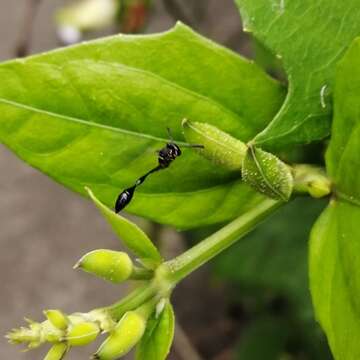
104, 198, 282, 322
165, 198, 282, 284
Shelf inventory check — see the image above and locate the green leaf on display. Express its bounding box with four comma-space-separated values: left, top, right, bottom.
242, 146, 293, 201
309, 202, 360, 360
235, 0, 360, 148
135, 301, 175, 360
326, 38, 360, 202
0, 23, 284, 229
326, 37, 360, 313
86, 187, 161, 265
309, 39, 360, 360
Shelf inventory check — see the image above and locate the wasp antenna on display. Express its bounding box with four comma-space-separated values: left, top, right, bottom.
166, 127, 174, 142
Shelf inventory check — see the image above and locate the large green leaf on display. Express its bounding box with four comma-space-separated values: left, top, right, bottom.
309, 203, 360, 360
310, 39, 360, 360
135, 301, 175, 360
325, 38, 360, 313
326, 38, 360, 202
0, 23, 285, 229
235, 0, 360, 148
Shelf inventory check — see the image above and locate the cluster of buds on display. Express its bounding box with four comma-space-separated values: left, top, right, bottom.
7, 247, 158, 359
7, 299, 153, 360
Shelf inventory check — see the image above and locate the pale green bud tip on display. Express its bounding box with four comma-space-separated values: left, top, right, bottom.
44, 343, 68, 360
6, 322, 42, 346
67, 322, 100, 347
44, 310, 69, 330
75, 249, 133, 284
308, 179, 331, 198
94, 311, 146, 360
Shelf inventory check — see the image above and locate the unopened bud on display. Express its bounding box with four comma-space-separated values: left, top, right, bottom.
292, 164, 331, 198
67, 322, 100, 347
242, 146, 293, 201
94, 311, 146, 359
182, 119, 247, 171
44, 310, 69, 331
75, 250, 133, 284
44, 343, 68, 360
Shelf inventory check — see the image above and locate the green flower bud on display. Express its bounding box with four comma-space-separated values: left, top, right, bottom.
67, 322, 100, 347
75, 250, 133, 284
7, 321, 42, 346
44, 343, 69, 360
44, 310, 69, 330
94, 311, 146, 359
242, 146, 293, 201
292, 164, 331, 198
182, 119, 247, 171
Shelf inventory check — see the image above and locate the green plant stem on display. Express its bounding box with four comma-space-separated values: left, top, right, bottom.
105, 198, 282, 320
164, 198, 282, 284
107, 283, 157, 320
131, 266, 154, 280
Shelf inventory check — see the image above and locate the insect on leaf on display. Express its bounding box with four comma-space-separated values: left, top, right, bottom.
0, 23, 284, 229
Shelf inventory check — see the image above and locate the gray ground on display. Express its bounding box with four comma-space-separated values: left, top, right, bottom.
0, 1, 245, 359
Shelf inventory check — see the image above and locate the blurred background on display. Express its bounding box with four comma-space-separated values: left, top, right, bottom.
0, 1, 332, 359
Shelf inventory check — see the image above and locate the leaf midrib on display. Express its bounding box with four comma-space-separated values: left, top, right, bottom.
0, 97, 177, 145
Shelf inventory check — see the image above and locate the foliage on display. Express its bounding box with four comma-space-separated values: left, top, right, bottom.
310, 39, 360, 360
235, 0, 360, 148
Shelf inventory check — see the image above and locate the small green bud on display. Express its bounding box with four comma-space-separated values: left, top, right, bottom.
44, 343, 68, 360
67, 322, 100, 347
88, 309, 116, 333
94, 311, 146, 359
292, 164, 331, 198
308, 180, 331, 198
182, 119, 247, 171
7, 322, 42, 346
242, 146, 293, 201
44, 310, 69, 331
75, 249, 133, 284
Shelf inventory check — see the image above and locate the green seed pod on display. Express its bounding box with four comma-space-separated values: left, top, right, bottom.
75, 249, 133, 284
242, 146, 293, 201
44, 310, 69, 331
94, 311, 146, 360
44, 343, 68, 360
67, 322, 100, 347
182, 119, 247, 171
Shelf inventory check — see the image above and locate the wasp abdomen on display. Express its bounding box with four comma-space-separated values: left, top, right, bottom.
115, 186, 136, 213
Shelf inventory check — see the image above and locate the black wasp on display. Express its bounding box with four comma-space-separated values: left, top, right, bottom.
115, 128, 203, 213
